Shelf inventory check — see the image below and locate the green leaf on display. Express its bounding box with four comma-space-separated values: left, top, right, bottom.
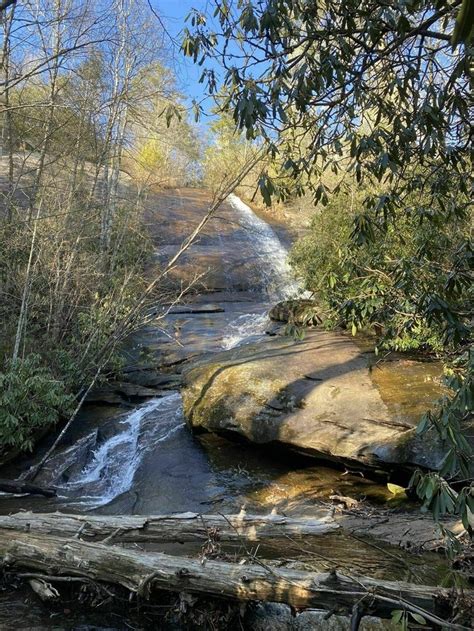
391, 610, 403, 624
410, 612, 427, 625
451, 0, 474, 47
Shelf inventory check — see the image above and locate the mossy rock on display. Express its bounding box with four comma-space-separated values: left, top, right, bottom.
269, 299, 321, 326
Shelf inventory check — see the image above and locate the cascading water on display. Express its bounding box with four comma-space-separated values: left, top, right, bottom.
40, 195, 301, 508
221, 194, 300, 349
221, 312, 269, 350
227, 194, 299, 300
57, 393, 184, 508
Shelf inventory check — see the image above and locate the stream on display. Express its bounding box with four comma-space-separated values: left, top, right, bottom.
0, 191, 453, 628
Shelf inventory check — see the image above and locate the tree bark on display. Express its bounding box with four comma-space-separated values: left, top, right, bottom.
0, 529, 468, 625
0, 0, 15, 214
0, 510, 338, 543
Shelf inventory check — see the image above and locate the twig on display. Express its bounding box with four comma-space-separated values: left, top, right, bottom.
348, 532, 422, 583
15, 572, 116, 599
102, 528, 123, 544
73, 522, 89, 540
26, 363, 104, 481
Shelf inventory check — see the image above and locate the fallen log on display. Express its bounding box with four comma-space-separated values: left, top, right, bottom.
0, 529, 470, 626
0, 479, 56, 497
0, 510, 338, 543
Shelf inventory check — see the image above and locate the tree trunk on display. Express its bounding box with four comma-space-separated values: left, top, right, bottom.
0, 529, 468, 624
0, 0, 15, 216
0, 510, 338, 543
27, 0, 63, 221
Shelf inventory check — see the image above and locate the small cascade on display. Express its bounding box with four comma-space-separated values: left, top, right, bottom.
58, 393, 184, 508
221, 311, 269, 350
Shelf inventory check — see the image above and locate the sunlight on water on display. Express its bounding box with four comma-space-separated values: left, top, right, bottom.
221, 312, 270, 350
221, 195, 300, 349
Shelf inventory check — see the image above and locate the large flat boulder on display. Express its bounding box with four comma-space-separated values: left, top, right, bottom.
182, 331, 445, 473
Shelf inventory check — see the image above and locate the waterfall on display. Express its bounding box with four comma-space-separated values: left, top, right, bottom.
226, 194, 299, 300
221, 194, 300, 349
50, 194, 301, 507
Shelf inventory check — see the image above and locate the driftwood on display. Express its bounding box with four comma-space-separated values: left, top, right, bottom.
28, 577, 60, 602
0, 528, 470, 626
0, 510, 339, 543
0, 479, 56, 497
0, 510, 462, 553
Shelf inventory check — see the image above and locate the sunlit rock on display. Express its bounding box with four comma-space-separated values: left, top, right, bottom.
182, 330, 445, 474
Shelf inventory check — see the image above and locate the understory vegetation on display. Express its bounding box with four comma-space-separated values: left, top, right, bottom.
290, 185, 471, 354
0, 0, 199, 456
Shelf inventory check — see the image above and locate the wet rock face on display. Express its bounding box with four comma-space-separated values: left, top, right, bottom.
149, 189, 296, 298
269, 299, 321, 326
182, 331, 446, 473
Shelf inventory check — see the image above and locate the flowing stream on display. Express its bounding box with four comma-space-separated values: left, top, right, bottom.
58, 393, 185, 508
5, 194, 301, 513
0, 191, 454, 627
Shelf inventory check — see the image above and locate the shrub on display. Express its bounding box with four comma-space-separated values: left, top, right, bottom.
0, 355, 74, 453
289, 187, 470, 354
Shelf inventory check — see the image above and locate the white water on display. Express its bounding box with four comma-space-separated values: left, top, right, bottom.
61, 393, 184, 507
221, 311, 269, 350
221, 194, 300, 349
54, 196, 300, 507
227, 194, 299, 301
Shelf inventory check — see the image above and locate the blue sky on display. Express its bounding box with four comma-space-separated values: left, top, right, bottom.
152, 1, 215, 117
